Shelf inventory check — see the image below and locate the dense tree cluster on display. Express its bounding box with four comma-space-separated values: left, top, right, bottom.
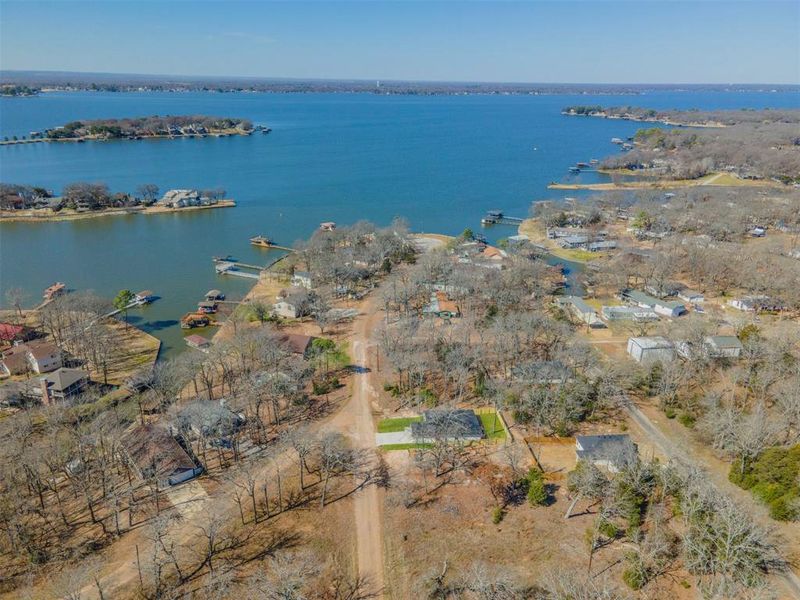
45, 115, 253, 139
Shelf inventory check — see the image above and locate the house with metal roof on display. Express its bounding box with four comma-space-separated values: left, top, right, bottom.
627, 337, 675, 364
601, 305, 658, 322
558, 296, 605, 327
705, 336, 743, 358
622, 289, 686, 318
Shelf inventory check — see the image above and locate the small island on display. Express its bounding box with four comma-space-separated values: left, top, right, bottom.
1, 114, 268, 145
0, 182, 235, 222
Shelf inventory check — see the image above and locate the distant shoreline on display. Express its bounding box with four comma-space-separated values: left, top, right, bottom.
0, 199, 236, 223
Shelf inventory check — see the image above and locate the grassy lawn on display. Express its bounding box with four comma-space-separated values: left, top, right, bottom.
380, 442, 433, 451
549, 247, 599, 263
479, 412, 507, 440
377, 416, 422, 433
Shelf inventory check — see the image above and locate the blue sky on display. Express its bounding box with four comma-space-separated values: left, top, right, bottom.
1, 1, 798, 84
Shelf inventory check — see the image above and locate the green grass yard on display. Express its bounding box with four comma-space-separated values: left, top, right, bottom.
379, 443, 433, 451
377, 416, 422, 433
479, 411, 507, 440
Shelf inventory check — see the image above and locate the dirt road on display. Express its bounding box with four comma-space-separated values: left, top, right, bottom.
347, 305, 386, 597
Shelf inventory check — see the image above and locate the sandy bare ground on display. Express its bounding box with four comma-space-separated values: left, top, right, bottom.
329, 296, 386, 597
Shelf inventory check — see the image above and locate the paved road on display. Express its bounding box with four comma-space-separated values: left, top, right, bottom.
625, 401, 800, 599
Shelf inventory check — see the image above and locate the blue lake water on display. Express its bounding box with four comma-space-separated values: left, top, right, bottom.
1, 89, 797, 357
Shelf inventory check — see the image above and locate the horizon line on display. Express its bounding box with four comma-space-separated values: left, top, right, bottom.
2, 69, 798, 88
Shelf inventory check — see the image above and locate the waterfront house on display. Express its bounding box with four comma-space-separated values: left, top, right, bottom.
291, 271, 313, 289
120, 424, 203, 489
422, 291, 461, 319
39, 368, 89, 404
557, 296, 605, 328
0, 322, 35, 345
410, 409, 485, 442
205, 290, 225, 302
25, 342, 63, 374
159, 189, 201, 208
575, 434, 637, 472
622, 289, 686, 318
601, 305, 658, 322
185, 334, 211, 351
560, 235, 590, 249
627, 337, 675, 364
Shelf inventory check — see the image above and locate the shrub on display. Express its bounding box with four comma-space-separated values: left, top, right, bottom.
598, 519, 619, 539
664, 407, 677, 419
491, 506, 504, 524
526, 469, 548, 506
677, 413, 696, 428
622, 566, 646, 590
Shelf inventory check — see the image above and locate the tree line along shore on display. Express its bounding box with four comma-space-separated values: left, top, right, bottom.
0, 182, 234, 221
0, 114, 268, 145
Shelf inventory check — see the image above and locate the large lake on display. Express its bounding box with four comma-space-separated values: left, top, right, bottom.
1, 90, 797, 357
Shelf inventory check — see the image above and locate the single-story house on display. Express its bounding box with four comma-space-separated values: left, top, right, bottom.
588, 240, 617, 252
279, 333, 316, 357
558, 296, 605, 328
575, 434, 637, 472
601, 305, 658, 322
185, 334, 211, 351
512, 360, 573, 384
728, 295, 785, 312
120, 424, 203, 489
39, 368, 89, 404
627, 337, 675, 364
423, 291, 461, 319
273, 300, 300, 319
705, 335, 743, 358
678, 289, 704, 304
560, 235, 590, 249
291, 271, 313, 290
410, 409, 485, 442
185, 402, 246, 442
622, 290, 686, 318
644, 282, 684, 297
0, 322, 35, 345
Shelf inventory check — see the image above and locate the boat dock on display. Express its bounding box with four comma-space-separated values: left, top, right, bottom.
215, 261, 261, 279
481, 210, 524, 226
